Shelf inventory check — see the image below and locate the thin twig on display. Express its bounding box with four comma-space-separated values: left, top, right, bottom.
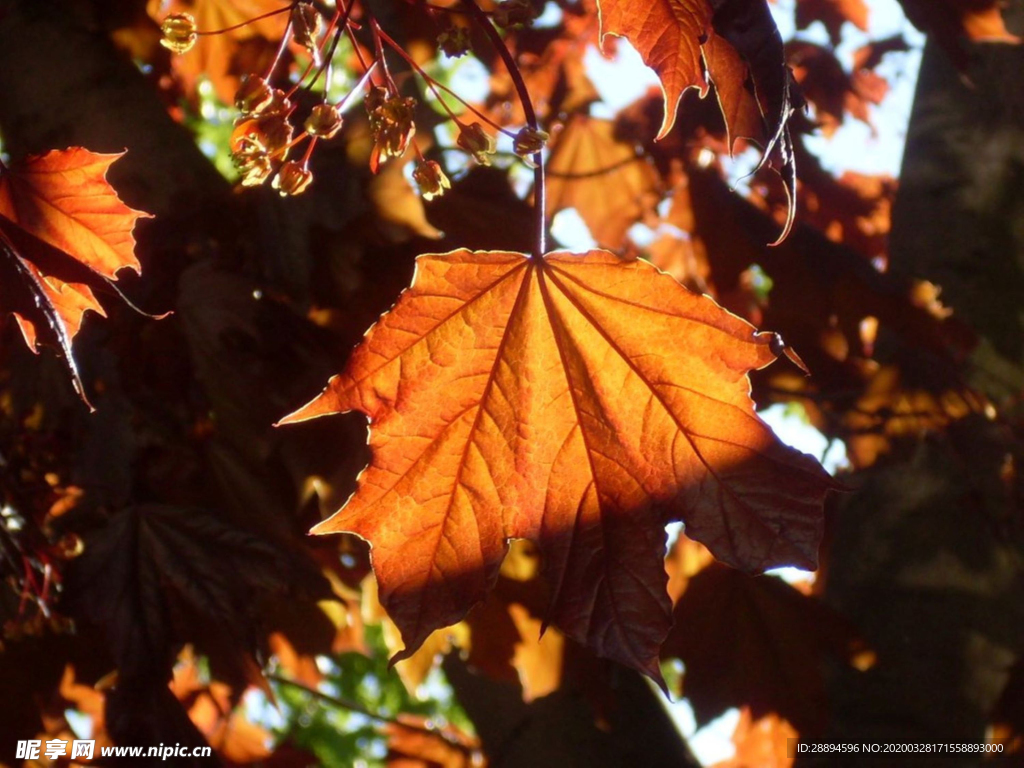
374, 25, 516, 137
267, 674, 474, 755
461, 0, 546, 257
0, 522, 22, 574
545, 155, 645, 179
371, 19, 400, 93
305, 27, 345, 93
264, 21, 294, 80
342, 0, 372, 73
197, 3, 296, 35
296, 0, 364, 95
286, 11, 335, 96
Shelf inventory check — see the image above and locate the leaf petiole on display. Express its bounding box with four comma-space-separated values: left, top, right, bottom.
460, 0, 547, 257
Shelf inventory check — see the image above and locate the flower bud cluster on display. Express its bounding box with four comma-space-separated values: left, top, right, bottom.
494, 0, 537, 28
413, 161, 451, 200
160, 12, 197, 54
438, 26, 472, 58
161, 2, 547, 203
512, 126, 549, 167
292, 3, 323, 56
367, 86, 418, 167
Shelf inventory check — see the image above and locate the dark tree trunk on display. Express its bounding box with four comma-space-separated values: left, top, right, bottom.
802, 4, 1024, 765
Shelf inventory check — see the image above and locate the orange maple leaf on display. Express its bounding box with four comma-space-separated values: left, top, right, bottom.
0, 148, 152, 404
897, 0, 1020, 67
597, 0, 806, 243
796, 0, 870, 46
171, 647, 273, 764
597, 0, 764, 144
280, 249, 837, 680
544, 116, 661, 250
385, 715, 481, 768
702, 32, 768, 149
712, 709, 798, 768
598, 0, 710, 140
961, 3, 1021, 42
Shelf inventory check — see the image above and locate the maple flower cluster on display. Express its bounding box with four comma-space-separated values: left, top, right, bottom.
159, 12, 197, 54
158, 0, 548, 200
366, 85, 417, 170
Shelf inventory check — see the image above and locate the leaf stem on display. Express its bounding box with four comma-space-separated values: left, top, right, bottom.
342, 0, 373, 73
461, 0, 546, 257
370, 20, 400, 93
264, 21, 294, 80
301, 137, 318, 166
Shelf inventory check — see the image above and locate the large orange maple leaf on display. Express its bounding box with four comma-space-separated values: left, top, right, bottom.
280, 249, 837, 679
0, 148, 151, 404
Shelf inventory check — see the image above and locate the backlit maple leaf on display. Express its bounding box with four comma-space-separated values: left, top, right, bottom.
544, 116, 660, 249
280, 249, 837, 680
596, 0, 774, 146
0, 148, 151, 405
712, 709, 798, 768
702, 32, 768, 149
598, 0, 799, 240
796, 0, 870, 47
171, 647, 274, 764
598, 0, 712, 140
